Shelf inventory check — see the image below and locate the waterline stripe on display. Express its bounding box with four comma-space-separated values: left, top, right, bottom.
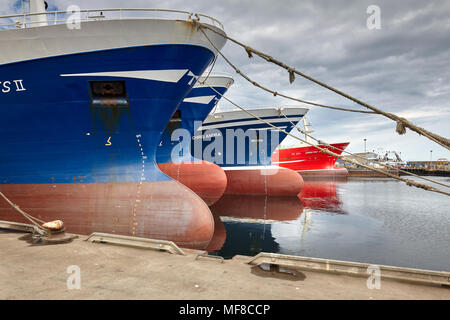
183, 95, 216, 104
199, 117, 301, 130
222, 165, 281, 171
273, 159, 306, 164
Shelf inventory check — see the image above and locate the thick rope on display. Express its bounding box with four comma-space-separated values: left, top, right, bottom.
198, 56, 220, 115
204, 85, 450, 197
0, 191, 47, 235
197, 22, 450, 151
197, 27, 375, 115
278, 110, 450, 189
199, 54, 218, 87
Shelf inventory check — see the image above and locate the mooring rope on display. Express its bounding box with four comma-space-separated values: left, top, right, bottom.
204, 85, 450, 197
278, 110, 450, 189
198, 27, 375, 115
196, 21, 450, 151
201, 54, 218, 86
0, 191, 48, 235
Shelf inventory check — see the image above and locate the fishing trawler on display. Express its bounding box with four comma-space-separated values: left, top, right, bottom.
273, 118, 350, 176
156, 74, 233, 205
196, 107, 308, 196
0, 1, 227, 249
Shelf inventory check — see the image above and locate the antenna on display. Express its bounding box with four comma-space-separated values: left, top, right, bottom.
302, 117, 314, 144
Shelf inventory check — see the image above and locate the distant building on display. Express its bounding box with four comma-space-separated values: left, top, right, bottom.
406, 159, 449, 170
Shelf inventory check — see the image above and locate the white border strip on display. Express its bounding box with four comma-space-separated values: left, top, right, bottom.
183, 95, 216, 104
199, 117, 301, 130
61, 69, 189, 83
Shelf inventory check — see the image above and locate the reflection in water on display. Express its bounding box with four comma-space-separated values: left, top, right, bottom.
208, 195, 303, 257
298, 177, 346, 214
205, 212, 227, 252
207, 176, 450, 271
211, 194, 304, 221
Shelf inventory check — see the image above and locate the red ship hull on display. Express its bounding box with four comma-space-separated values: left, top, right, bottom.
0, 181, 214, 249
158, 161, 227, 206
223, 167, 304, 196
273, 142, 350, 176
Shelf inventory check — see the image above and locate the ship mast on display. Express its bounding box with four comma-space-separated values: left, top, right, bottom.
302, 117, 314, 145
29, 0, 48, 27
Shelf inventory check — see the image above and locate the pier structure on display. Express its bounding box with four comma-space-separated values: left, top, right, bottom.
1, 227, 449, 300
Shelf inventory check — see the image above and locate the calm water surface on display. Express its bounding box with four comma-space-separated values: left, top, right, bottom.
209, 176, 450, 272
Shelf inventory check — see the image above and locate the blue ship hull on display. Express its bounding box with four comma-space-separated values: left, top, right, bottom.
0, 44, 220, 248
156, 76, 232, 205
194, 107, 308, 196
0, 45, 213, 183
197, 111, 304, 167
157, 85, 230, 164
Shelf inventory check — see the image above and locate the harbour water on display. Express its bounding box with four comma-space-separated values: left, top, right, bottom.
209, 176, 450, 272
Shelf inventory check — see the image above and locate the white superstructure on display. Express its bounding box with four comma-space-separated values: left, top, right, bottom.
0, 6, 226, 65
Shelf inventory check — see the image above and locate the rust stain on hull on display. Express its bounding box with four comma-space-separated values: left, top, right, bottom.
158, 161, 227, 206
224, 167, 304, 196
0, 181, 214, 249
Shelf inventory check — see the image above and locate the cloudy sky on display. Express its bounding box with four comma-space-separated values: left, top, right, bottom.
2, 0, 449, 160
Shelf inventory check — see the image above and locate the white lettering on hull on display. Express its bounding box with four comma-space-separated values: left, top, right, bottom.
0, 79, 26, 94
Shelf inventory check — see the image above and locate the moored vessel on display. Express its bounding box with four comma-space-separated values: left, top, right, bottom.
273, 119, 349, 176
196, 107, 308, 196
273, 142, 350, 176
156, 74, 234, 205
0, 2, 227, 249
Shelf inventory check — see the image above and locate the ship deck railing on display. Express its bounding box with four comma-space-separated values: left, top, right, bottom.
199, 71, 235, 80
0, 8, 224, 31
